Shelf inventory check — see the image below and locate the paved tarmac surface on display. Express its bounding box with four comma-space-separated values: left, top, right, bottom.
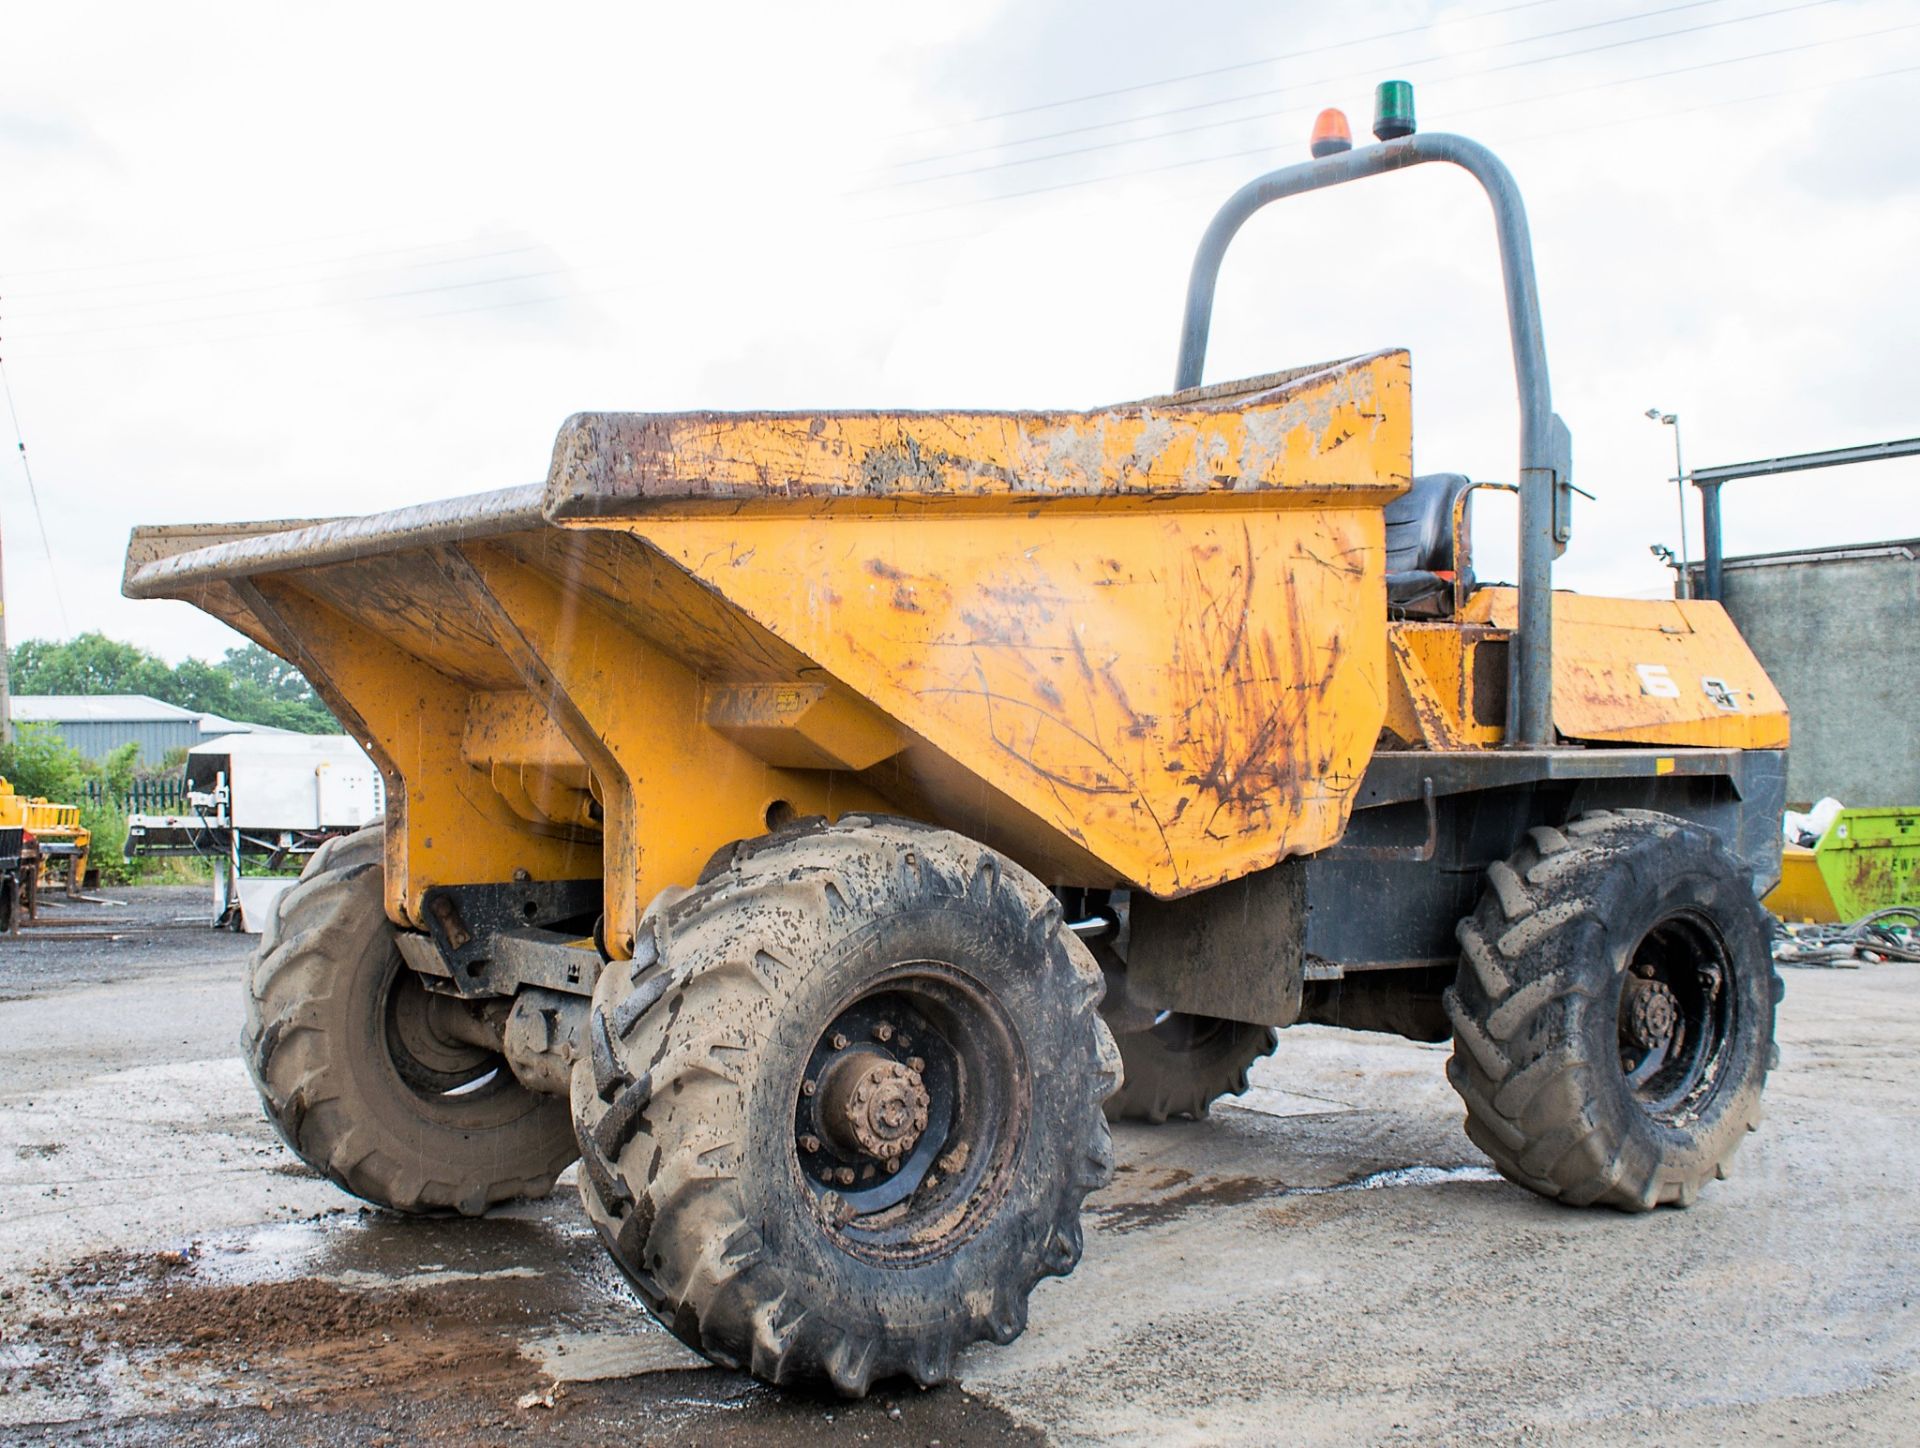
2, 885, 1916, 1444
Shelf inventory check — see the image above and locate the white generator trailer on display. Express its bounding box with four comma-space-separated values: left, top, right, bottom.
126, 733, 385, 928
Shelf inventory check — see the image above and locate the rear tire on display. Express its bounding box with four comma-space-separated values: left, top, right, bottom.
1104, 1014, 1277, 1123
572, 817, 1119, 1395
243, 825, 576, 1215
1444, 810, 1779, 1211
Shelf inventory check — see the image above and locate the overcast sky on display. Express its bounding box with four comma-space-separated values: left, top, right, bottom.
2, 0, 1916, 663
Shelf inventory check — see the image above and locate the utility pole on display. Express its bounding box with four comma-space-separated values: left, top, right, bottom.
0, 499, 9, 745
1645, 409, 1689, 599
0, 462, 10, 747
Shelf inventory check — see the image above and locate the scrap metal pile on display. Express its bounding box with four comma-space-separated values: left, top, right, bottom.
1773, 907, 1920, 968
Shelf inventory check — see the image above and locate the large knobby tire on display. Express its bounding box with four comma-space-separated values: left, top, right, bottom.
244, 824, 576, 1215
1104, 1014, 1278, 1123
572, 817, 1119, 1396
1445, 809, 1779, 1211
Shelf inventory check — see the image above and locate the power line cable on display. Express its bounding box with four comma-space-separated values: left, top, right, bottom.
0, 358, 71, 630
874, 37, 1913, 222
889, 0, 1580, 138
884, 0, 1722, 173
866, 0, 1840, 196
1449, 16, 1919, 120
16, 277, 655, 362
13, 41, 1912, 362
4, 260, 609, 343
1, 225, 419, 282
4, 241, 552, 318
5, 240, 556, 314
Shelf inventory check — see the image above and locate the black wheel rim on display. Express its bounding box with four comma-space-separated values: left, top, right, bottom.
383, 963, 504, 1099
1615, 909, 1734, 1121
794, 962, 1027, 1266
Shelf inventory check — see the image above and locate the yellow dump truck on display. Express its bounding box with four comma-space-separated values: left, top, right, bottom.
124, 113, 1787, 1394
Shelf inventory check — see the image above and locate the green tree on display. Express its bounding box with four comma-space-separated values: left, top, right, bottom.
9, 634, 337, 734
10, 634, 173, 698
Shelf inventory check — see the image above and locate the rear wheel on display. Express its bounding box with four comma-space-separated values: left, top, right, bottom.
1104, 1014, 1277, 1123
572, 817, 1119, 1395
244, 825, 576, 1215
1445, 810, 1779, 1211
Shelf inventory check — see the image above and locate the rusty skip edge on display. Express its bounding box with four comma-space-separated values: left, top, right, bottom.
123, 484, 548, 599
123, 349, 1402, 598
543, 351, 1406, 518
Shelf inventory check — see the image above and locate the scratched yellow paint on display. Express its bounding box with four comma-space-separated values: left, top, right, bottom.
1465, 589, 1789, 748
624, 503, 1388, 897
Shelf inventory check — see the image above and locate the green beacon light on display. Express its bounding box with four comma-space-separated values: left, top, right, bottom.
1373, 79, 1416, 142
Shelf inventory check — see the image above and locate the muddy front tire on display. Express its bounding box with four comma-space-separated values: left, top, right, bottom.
1445, 810, 1778, 1211
243, 825, 576, 1215
572, 818, 1119, 1395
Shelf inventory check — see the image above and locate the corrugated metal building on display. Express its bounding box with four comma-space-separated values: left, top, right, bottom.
9, 695, 275, 765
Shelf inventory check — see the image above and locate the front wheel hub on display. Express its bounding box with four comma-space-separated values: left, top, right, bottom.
820, 1050, 931, 1163
1623, 976, 1680, 1051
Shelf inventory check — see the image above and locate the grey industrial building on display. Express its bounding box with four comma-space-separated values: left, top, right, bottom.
1707, 538, 1919, 808
8, 694, 277, 765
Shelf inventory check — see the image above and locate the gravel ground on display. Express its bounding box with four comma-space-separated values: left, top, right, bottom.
1, 885, 1915, 1444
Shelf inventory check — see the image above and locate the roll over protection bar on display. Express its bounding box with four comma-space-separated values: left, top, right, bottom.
1174, 132, 1572, 748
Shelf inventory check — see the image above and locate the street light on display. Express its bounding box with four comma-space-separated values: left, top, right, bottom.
1645, 408, 1689, 599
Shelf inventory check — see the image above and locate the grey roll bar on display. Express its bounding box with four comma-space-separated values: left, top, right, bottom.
1174, 132, 1569, 748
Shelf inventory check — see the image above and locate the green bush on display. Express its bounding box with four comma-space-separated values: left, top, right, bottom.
81, 800, 134, 885
0, 724, 88, 804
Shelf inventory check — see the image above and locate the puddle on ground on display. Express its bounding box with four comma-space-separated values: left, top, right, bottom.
180, 1209, 601, 1294
8, 1161, 1498, 1437
9, 1215, 1045, 1446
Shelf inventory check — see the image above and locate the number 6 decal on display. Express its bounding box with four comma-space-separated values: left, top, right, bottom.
1636, 663, 1681, 698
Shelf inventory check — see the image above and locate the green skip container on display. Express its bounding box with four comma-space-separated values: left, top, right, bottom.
1766, 807, 1920, 924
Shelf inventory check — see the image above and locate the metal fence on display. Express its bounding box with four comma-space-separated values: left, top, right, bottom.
82, 778, 189, 814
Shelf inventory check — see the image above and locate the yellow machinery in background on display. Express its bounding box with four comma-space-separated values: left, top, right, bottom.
123, 91, 1791, 1397
0, 777, 92, 928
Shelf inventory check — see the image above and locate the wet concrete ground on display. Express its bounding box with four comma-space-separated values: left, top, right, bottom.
3, 885, 1917, 1444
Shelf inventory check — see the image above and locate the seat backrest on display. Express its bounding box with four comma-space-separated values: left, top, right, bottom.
1384, 473, 1473, 577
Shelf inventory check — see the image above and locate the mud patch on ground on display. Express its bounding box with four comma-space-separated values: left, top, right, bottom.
13, 1249, 540, 1413
1253, 1192, 1356, 1232
1092, 1173, 1278, 1233
44, 1247, 195, 1295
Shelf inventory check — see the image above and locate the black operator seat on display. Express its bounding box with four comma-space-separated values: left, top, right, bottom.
1384, 472, 1475, 614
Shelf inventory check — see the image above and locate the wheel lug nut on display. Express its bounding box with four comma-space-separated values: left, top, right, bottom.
800, 1135, 820, 1154
802, 1079, 817, 1097
886, 1157, 900, 1173
873, 1023, 893, 1042
908, 1057, 925, 1073
831, 1033, 849, 1050
837, 1167, 855, 1186
820, 1170, 836, 1184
